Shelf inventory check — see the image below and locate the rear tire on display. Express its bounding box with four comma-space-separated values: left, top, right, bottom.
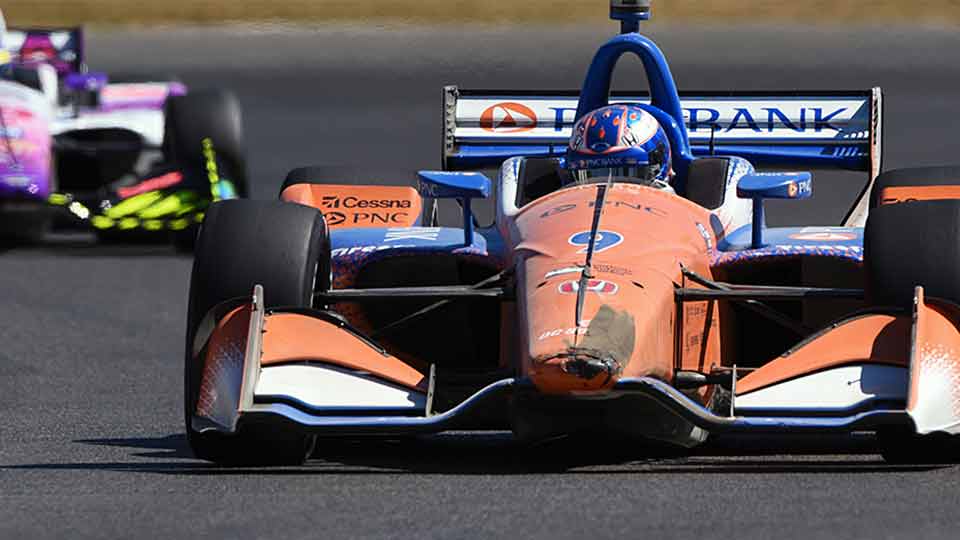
864, 199, 960, 307
869, 166, 960, 208
185, 199, 330, 465
165, 89, 247, 197
163, 89, 248, 251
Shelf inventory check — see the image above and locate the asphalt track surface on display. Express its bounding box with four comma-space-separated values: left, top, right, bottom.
3, 24, 960, 539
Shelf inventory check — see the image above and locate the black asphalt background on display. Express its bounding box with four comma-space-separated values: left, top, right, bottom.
2, 24, 960, 539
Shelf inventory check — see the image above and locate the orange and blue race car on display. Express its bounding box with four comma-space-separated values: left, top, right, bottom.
184, 0, 960, 465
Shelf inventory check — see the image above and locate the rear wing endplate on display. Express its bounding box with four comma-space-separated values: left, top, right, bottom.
442, 87, 883, 225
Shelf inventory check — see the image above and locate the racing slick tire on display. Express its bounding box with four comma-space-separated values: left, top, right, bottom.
164, 89, 248, 251
869, 166, 960, 208
185, 199, 331, 465
876, 427, 960, 464
865, 195, 960, 463
0, 204, 52, 246
864, 198, 960, 308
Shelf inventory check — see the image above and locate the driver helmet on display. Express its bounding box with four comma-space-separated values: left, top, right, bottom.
565, 104, 672, 188
0, 9, 11, 76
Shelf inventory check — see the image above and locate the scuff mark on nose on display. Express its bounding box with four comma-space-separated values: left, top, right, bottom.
574, 304, 636, 362
537, 304, 636, 384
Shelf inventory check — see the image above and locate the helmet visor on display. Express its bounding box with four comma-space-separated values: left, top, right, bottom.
573, 164, 665, 184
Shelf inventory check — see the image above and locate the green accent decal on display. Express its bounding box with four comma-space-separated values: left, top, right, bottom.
104, 191, 164, 219
48, 189, 212, 233
202, 137, 223, 202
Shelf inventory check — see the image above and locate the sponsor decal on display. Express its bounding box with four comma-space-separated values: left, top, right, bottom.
326, 212, 347, 226
537, 321, 591, 341
0, 139, 40, 158
878, 185, 960, 205
547, 105, 851, 134
331, 245, 414, 257
0, 126, 24, 139
2, 175, 32, 188
545, 266, 582, 280
325, 210, 410, 227
685, 332, 704, 352
685, 303, 710, 318
540, 204, 577, 218
417, 179, 444, 199
100, 84, 170, 102
384, 227, 441, 242
761, 173, 813, 198
546, 264, 632, 280
695, 222, 714, 252
789, 232, 857, 242
569, 230, 623, 254
541, 200, 666, 218
480, 102, 538, 133
320, 196, 414, 228
558, 279, 618, 295
593, 263, 633, 276
0, 107, 34, 123
321, 195, 412, 210
117, 171, 183, 199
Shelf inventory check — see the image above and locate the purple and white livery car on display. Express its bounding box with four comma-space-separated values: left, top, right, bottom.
0, 13, 246, 248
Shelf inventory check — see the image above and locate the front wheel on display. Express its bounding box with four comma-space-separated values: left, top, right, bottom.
185, 199, 330, 465
877, 428, 959, 464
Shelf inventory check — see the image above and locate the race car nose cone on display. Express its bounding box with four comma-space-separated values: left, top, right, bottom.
530, 352, 621, 394
529, 305, 636, 394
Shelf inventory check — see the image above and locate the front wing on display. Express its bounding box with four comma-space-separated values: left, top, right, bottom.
192, 285, 960, 440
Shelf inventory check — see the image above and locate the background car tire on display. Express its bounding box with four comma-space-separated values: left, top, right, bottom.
165, 89, 248, 197
0, 208, 52, 246
185, 199, 330, 465
165, 89, 248, 251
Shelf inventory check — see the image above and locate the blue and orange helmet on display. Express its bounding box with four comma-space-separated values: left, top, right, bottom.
565, 104, 672, 186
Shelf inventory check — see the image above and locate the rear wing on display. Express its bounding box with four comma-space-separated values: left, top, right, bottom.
7, 27, 85, 75
442, 87, 883, 224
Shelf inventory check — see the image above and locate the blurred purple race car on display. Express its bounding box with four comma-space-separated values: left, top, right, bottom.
0, 11, 246, 248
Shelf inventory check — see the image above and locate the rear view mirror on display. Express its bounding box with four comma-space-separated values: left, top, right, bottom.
737, 172, 812, 200
417, 171, 492, 246
416, 171, 491, 200
737, 172, 812, 248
